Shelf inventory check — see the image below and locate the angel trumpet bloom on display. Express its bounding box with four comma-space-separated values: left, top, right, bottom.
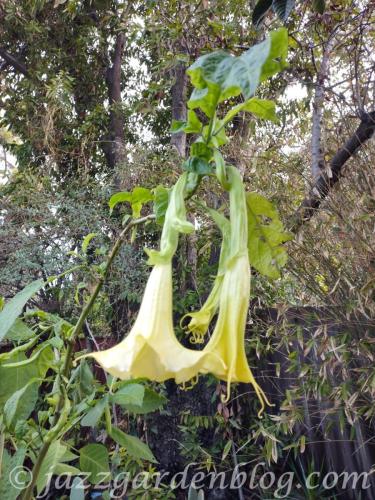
202, 166, 272, 416
181, 208, 230, 344
78, 173, 225, 383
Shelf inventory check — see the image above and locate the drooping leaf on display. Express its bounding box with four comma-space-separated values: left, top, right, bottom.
81, 233, 97, 254
79, 444, 111, 485
252, 0, 273, 26
0, 279, 44, 342
110, 426, 157, 463
246, 192, 293, 279
272, 0, 296, 21
108, 191, 132, 213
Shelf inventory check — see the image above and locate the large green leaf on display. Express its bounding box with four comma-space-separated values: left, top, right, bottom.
120, 387, 167, 414
187, 28, 288, 116
4, 378, 40, 430
110, 383, 145, 407
0, 279, 44, 342
79, 444, 110, 485
246, 192, 292, 279
110, 426, 157, 463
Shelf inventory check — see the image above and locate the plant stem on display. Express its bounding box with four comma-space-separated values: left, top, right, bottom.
20, 213, 154, 500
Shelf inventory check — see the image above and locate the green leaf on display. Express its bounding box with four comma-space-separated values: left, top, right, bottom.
131, 187, 154, 218
36, 441, 69, 494
81, 233, 97, 254
184, 110, 202, 133
122, 387, 167, 414
246, 192, 293, 279
0, 447, 27, 500
187, 28, 288, 108
272, 0, 295, 21
110, 383, 145, 407
110, 426, 157, 463
153, 185, 169, 226
79, 444, 111, 485
0, 279, 44, 342
77, 360, 95, 397
109, 187, 153, 219
252, 0, 273, 26
188, 86, 221, 118
183, 157, 213, 175
54, 463, 81, 476
221, 98, 277, 127
4, 378, 40, 429
190, 142, 213, 160
81, 396, 108, 427
109, 191, 132, 213
222, 439, 233, 461
0, 352, 40, 409
170, 119, 187, 133
2, 344, 53, 374
6, 319, 34, 342
170, 111, 202, 134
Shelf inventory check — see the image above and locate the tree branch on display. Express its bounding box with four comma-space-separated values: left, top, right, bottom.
104, 32, 126, 173
291, 111, 375, 230
311, 35, 336, 180
0, 47, 29, 77
170, 60, 188, 157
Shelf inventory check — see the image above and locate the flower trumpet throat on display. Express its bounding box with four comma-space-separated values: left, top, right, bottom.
76, 173, 225, 383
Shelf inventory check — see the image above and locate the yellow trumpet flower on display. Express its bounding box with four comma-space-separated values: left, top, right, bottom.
78, 174, 225, 383
202, 166, 272, 416
181, 208, 231, 344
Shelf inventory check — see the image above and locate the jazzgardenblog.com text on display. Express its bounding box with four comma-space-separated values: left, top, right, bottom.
9, 461, 373, 498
